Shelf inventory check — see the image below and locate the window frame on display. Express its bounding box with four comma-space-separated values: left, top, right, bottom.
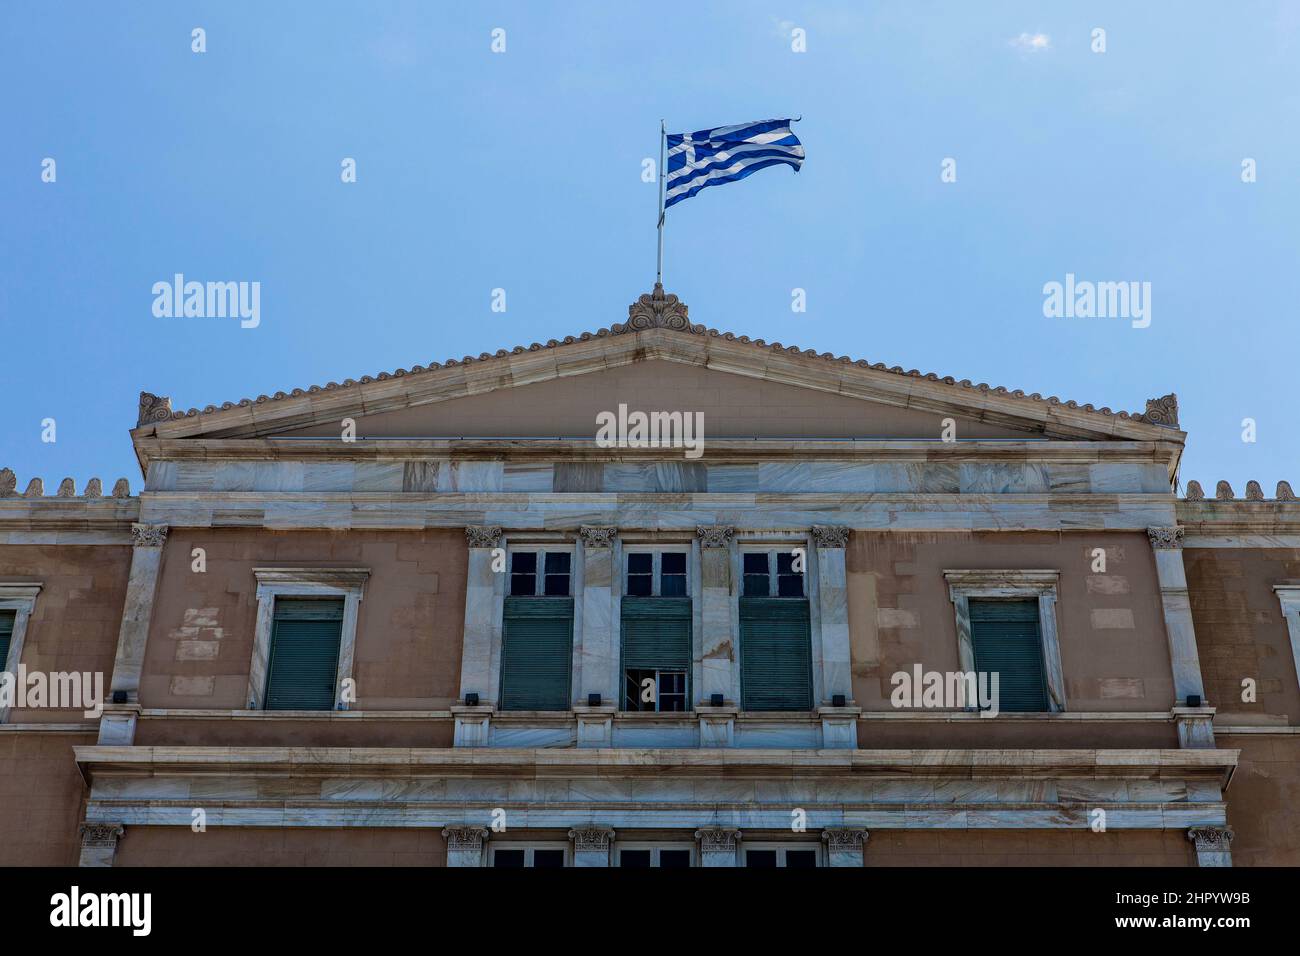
488, 842, 571, 867
247, 568, 369, 712
613, 842, 697, 867
622, 666, 689, 713
508, 546, 575, 598
740, 547, 807, 599
0, 584, 41, 724
1273, 586, 1300, 695
622, 546, 691, 598
943, 570, 1065, 713
741, 842, 824, 868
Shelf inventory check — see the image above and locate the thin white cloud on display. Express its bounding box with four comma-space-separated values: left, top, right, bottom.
1009, 32, 1051, 53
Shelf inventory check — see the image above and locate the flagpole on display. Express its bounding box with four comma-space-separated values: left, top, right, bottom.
656, 119, 666, 286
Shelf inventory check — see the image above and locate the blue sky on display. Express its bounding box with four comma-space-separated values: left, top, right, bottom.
2, 1, 1297, 492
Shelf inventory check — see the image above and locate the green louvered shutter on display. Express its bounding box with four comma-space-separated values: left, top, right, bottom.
621, 597, 691, 670
740, 597, 813, 711
0, 610, 14, 671
968, 598, 1048, 712
265, 598, 344, 711
500, 597, 574, 711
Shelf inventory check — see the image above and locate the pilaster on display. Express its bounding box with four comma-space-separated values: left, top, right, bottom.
442, 826, 488, 867
1186, 826, 1233, 867
696, 526, 735, 706
78, 823, 124, 868
811, 525, 852, 704
1147, 528, 1210, 743
106, 524, 169, 717
695, 827, 741, 867
458, 526, 504, 708
822, 827, 868, 867
568, 825, 615, 867
577, 526, 617, 707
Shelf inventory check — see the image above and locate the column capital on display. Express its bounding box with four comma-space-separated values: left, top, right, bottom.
578, 526, 617, 548
129, 523, 168, 548
464, 526, 503, 549
811, 525, 850, 548
1186, 826, 1233, 852
441, 826, 489, 851
79, 823, 125, 847
696, 526, 735, 549
695, 828, 741, 852
1147, 526, 1185, 550
568, 826, 615, 852
821, 827, 868, 850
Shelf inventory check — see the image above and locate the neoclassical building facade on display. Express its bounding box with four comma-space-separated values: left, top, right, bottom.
1, 285, 1297, 867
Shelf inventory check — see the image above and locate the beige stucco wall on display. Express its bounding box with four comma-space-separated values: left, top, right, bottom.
845, 530, 1176, 713
141, 529, 467, 710
1185, 546, 1300, 721
0, 732, 93, 866
281, 360, 1043, 440
0, 544, 130, 722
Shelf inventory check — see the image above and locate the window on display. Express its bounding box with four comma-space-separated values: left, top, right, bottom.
265, 598, 345, 711
739, 549, 812, 711
623, 550, 688, 597
742, 550, 804, 597
968, 599, 1049, 712
621, 551, 692, 712
743, 845, 820, 868
490, 845, 568, 867
616, 844, 694, 867
510, 550, 571, 597
0, 610, 14, 675
247, 568, 368, 711
943, 570, 1065, 713
0, 584, 41, 724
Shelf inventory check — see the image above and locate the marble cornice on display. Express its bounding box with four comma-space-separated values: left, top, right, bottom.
133, 327, 1186, 448
0, 496, 140, 533
1175, 500, 1300, 537
132, 437, 1183, 470
73, 745, 1238, 786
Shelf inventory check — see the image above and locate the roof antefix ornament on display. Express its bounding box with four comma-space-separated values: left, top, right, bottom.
137, 391, 173, 427
1140, 393, 1179, 428
617, 283, 704, 335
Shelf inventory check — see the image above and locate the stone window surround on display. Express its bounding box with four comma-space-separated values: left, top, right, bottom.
1273, 585, 1300, 693
246, 567, 369, 711
0, 583, 41, 724
621, 544, 691, 597
612, 841, 697, 867
738, 840, 825, 867
486, 841, 572, 867
507, 543, 576, 598
737, 542, 808, 598
943, 569, 1066, 713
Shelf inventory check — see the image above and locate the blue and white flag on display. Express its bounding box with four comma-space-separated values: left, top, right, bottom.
664, 118, 803, 209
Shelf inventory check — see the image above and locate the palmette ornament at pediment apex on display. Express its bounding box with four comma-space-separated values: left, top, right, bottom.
617, 283, 704, 334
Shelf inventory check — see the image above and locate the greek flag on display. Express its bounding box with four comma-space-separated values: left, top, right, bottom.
665, 119, 804, 209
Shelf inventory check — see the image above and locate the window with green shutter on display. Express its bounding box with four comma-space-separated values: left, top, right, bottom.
740, 597, 813, 711
621, 597, 691, 711
500, 596, 574, 711
264, 598, 344, 711
0, 610, 14, 671
968, 598, 1049, 712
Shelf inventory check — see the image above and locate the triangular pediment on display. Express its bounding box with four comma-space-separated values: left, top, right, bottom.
132, 286, 1183, 450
